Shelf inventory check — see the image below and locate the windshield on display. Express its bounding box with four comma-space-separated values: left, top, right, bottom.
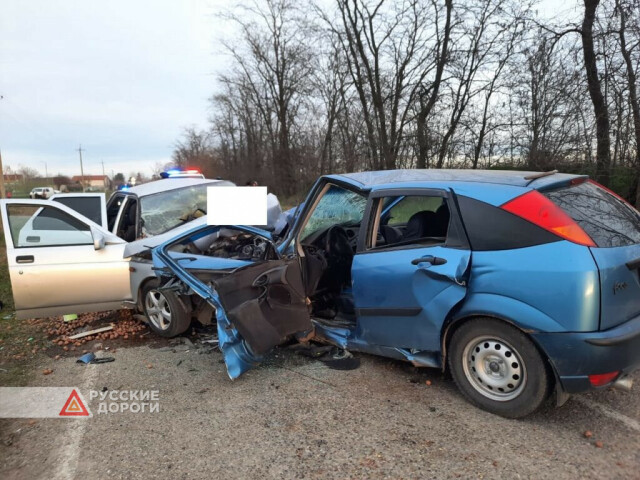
140, 182, 232, 236
300, 184, 367, 241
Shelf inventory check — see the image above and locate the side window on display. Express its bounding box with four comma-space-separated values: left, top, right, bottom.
371, 194, 450, 249
386, 196, 447, 225
457, 195, 559, 251
52, 195, 104, 226
7, 204, 92, 248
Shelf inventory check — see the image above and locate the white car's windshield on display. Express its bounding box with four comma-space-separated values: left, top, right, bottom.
139, 182, 233, 236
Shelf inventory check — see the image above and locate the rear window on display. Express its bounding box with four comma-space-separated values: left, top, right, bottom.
544, 181, 640, 247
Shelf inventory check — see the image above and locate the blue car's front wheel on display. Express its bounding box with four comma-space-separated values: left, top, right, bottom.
449, 318, 552, 418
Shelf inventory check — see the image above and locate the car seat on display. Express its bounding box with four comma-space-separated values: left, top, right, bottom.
402, 211, 437, 241
121, 201, 138, 242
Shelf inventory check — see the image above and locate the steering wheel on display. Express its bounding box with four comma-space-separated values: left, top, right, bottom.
324, 226, 353, 259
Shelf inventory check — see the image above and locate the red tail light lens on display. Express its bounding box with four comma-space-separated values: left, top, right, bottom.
588, 371, 620, 387
501, 191, 596, 247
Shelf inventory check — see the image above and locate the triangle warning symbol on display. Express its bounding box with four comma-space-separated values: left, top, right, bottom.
59, 389, 90, 417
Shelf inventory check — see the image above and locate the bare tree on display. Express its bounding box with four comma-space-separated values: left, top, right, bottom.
416, 0, 453, 169
582, 0, 612, 186
172, 127, 219, 177
329, 0, 445, 170
169, 0, 640, 201
615, 0, 640, 202
218, 0, 315, 195
18, 165, 40, 180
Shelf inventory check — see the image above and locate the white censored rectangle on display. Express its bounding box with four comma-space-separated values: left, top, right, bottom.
207, 186, 268, 225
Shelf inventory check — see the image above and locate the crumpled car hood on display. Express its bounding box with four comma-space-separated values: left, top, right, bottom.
125, 194, 283, 258
151, 225, 274, 379
124, 217, 208, 257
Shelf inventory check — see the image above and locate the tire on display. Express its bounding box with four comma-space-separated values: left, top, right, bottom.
141, 281, 191, 338
448, 318, 551, 418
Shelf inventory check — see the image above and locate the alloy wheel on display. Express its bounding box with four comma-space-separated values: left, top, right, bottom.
144, 289, 172, 331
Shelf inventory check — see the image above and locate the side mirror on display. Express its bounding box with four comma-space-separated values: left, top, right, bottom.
91, 228, 106, 250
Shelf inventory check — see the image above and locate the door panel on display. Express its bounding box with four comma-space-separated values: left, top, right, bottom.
50, 193, 107, 229
352, 246, 470, 351
1, 200, 130, 319
151, 223, 296, 378
214, 259, 311, 355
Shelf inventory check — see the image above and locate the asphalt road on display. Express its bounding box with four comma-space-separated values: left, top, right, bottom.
1, 344, 639, 479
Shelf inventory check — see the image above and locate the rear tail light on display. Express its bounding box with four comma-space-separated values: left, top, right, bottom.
501, 191, 596, 247
588, 371, 620, 387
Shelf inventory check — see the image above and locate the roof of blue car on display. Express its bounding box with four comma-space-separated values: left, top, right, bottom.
334, 169, 582, 188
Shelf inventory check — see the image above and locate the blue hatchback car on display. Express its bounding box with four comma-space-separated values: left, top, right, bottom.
151, 169, 640, 418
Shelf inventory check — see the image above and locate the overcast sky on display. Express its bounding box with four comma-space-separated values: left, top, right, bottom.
1, 0, 577, 179
1, 0, 230, 178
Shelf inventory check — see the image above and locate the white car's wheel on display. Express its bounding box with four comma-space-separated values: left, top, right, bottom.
142, 282, 190, 338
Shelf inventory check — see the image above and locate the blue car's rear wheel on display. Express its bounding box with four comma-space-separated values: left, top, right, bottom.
449, 318, 552, 418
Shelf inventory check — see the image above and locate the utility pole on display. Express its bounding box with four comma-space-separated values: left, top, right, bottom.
77, 144, 85, 192
100, 160, 106, 190
42, 161, 48, 181
0, 149, 6, 199
0, 95, 5, 198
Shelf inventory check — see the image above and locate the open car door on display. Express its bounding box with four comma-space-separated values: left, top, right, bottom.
50, 193, 108, 230
1, 199, 131, 319
152, 224, 311, 378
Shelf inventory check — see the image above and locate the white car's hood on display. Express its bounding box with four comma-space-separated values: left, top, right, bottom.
124, 216, 209, 257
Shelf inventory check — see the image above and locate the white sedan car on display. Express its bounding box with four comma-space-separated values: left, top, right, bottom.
1, 177, 287, 337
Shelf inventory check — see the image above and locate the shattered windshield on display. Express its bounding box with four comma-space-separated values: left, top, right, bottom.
300, 184, 367, 241
140, 183, 230, 236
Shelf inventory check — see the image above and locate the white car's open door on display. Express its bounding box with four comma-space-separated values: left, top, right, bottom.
50, 193, 108, 229
0, 199, 131, 320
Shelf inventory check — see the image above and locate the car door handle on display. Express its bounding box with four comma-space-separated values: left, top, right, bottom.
411, 255, 447, 266
16, 255, 34, 264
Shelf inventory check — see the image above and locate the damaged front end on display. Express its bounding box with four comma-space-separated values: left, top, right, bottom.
151, 224, 311, 379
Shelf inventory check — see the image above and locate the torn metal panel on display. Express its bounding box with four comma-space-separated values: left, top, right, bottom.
312, 320, 441, 369
215, 291, 263, 379
213, 260, 311, 356
152, 224, 311, 379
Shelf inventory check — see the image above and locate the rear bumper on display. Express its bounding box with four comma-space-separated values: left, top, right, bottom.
532, 315, 640, 393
